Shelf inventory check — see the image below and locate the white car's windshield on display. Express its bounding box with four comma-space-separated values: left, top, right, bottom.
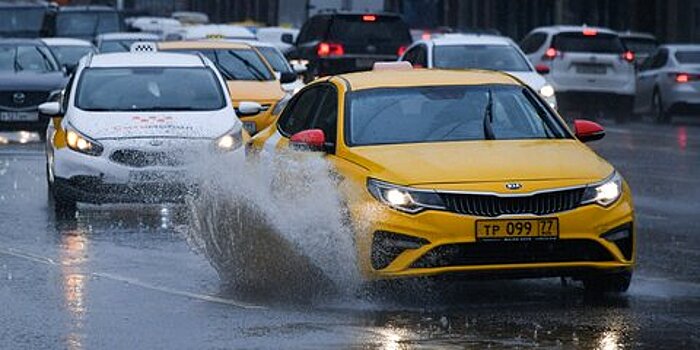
434, 45, 532, 72
76, 67, 226, 111
347, 85, 568, 146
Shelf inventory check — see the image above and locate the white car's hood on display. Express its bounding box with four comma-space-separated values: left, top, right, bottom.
506, 71, 548, 90
67, 108, 238, 140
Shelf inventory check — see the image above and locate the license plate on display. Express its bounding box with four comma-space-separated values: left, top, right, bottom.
0, 111, 38, 122
356, 58, 375, 69
129, 170, 184, 183
576, 64, 607, 75
475, 218, 559, 242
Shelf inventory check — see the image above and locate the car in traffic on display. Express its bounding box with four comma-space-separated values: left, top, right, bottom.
619, 31, 658, 66
288, 12, 412, 82
41, 38, 97, 73
40, 50, 245, 216
0, 1, 49, 38
0, 39, 66, 135
520, 26, 636, 122
634, 44, 700, 123
95, 32, 160, 53
248, 62, 636, 293
43, 5, 123, 41
400, 33, 557, 108
157, 40, 295, 135
164, 24, 256, 42
230, 40, 305, 95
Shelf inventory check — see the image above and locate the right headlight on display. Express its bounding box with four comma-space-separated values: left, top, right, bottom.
539, 84, 555, 98
65, 126, 103, 156
367, 178, 445, 214
581, 172, 623, 207
214, 125, 243, 152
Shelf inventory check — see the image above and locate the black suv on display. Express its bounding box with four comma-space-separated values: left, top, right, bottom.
0, 39, 66, 133
288, 12, 412, 81
42, 5, 123, 41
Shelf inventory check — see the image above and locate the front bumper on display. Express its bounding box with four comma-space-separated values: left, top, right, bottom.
358, 185, 635, 280
54, 176, 195, 204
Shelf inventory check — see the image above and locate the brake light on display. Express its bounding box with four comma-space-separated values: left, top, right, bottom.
583, 28, 598, 36
362, 14, 377, 22
421, 32, 431, 40
676, 73, 691, 83
317, 42, 344, 57
543, 47, 559, 60
397, 45, 407, 56
622, 50, 635, 63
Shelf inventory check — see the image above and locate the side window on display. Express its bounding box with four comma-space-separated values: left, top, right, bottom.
652, 49, 668, 69
61, 73, 76, 113
277, 87, 323, 136
520, 33, 547, 54
403, 45, 427, 67
310, 86, 338, 145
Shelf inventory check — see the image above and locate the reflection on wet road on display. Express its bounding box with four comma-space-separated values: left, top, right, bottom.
0, 119, 699, 349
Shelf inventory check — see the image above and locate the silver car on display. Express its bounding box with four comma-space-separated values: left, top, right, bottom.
635, 44, 700, 123
521, 26, 636, 122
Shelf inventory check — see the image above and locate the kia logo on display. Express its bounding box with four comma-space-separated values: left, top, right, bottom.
12, 92, 25, 105
505, 183, 522, 190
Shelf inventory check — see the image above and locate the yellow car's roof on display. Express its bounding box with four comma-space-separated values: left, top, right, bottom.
335, 69, 523, 91
157, 40, 252, 50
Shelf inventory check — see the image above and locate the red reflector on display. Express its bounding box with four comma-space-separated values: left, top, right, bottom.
622, 50, 635, 63
583, 28, 598, 36
676, 73, 690, 83
317, 42, 344, 57
397, 45, 407, 56
544, 47, 558, 59
362, 15, 376, 22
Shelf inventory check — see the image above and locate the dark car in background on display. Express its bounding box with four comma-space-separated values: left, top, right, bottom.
42, 5, 123, 41
288, 12, 412, 82
0, 1, 49, 38
0, 39, 66, 134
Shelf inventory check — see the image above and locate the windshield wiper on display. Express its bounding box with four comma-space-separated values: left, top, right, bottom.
226, 50, 266, 81
215, 63, 238, 80
482, 89, 495, 140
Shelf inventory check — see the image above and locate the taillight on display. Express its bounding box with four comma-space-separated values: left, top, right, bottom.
582, 28, 598, 36
675, 73, 692, 83
317, 42, 344, 57
622, 50, 635, 63
397, 45, 407, 56
362, 14, 377, 22
543, 47, 559, 60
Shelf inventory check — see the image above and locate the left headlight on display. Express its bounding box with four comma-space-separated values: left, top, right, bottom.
367, 178, 445, 214
65, 126, 103, 156
581, 172, 623, 207
214, 126, 243, 152
539, 84, 555, 98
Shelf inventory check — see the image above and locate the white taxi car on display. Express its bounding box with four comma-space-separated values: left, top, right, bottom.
39, 48, 244, 216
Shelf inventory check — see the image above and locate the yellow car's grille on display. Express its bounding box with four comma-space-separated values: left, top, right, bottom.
439, 187, 586, 217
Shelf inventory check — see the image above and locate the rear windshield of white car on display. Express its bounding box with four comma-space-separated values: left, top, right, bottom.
675, 51, 700, 64
75, 67, 226, 112
346, 85, 568, 146
433, 45, 531, 72
553, 32, 624, 54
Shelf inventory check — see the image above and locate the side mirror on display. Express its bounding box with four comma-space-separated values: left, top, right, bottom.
292, 63, 307, 74
281, 33, 294, 44
237, 101, 263, 116
39, 101, 62, 117
280, 71, 298, 84
574, 119, 605, 142
290, 129, 326, 152
535, 64, 550, 75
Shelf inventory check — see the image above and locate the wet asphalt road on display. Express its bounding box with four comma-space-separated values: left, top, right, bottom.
1, 117, 699, 349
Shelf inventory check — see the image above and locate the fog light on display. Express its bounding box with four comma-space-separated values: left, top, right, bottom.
371, 231, 429, 270
601, 223, 633, 261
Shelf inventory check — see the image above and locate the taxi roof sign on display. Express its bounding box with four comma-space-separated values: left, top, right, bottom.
130, 41, 158, 53
372, 61, 413, 71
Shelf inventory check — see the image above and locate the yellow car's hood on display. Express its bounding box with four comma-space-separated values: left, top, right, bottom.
345, 139, 614, 186
226, 80, 285, 105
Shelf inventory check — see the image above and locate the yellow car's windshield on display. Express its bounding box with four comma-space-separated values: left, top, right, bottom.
346, 85, 569, 146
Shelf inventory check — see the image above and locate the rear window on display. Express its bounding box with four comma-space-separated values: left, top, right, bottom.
433, 45, 532, 72
675, 51, 700, 64
553, 32, 624, 54
621, 38, 658, 54
329, 15, 411, 43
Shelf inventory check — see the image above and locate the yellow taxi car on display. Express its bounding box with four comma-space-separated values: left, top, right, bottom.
249, 63, 635, 293
157, 41, 297, 134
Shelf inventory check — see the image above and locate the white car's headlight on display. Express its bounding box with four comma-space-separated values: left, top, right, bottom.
367, 178, 445, 214
581, 172, 623, 207
214, 126, 243, 152
65, 126, 103, 156
539, 84, 555, 98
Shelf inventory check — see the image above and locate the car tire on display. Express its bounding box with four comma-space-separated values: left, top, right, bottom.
652, 90, 671, 124
582, 270, 632, 294
49, 180, 77, 219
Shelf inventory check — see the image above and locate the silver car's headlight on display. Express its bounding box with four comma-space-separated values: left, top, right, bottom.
65, 126, 103, 156
214, 125, 243, 152
581, 172, 623, 207
539, 84, 555, 98
367, 178, 445, 214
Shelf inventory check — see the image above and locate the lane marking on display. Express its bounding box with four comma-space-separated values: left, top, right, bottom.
0, 245, 265, 310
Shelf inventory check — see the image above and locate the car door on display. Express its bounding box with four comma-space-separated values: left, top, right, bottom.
636, 49, 667, 112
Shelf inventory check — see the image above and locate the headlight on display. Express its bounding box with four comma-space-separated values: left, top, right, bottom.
539, 84, 555, 98
65, 126, 103, 156
581, 172, 623, 207
214, 126, 243, 152
367, 178, 445, 214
